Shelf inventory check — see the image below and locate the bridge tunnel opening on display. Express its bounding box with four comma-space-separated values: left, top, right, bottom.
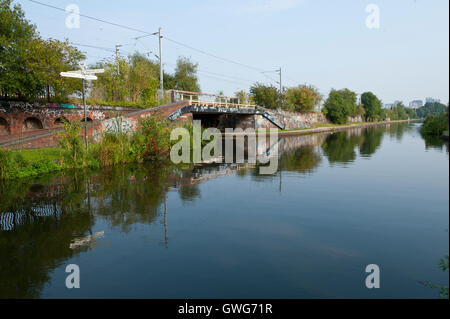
54, 117, 69, 127
0, 117, 9, 135
192, 113, 255, 131
22, 117, 43, 132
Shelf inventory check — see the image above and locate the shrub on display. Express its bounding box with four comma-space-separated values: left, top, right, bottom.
0, 148, 27, 179
285, 85, 322, 113
131, 114, 172, 162
421, 114, 449, 136
57, 119, 85, 167
0, 148, 61, 179
94, 132, 131, 166
323, 89, 358, 124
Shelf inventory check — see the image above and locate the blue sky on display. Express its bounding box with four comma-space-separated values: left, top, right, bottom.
17, 0, 449, 105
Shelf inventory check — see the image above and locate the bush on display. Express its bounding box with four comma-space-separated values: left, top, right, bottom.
0, 147, 61, 179
421, 114, 449, 136
92, 132, 131, 166
323, 89, 358, 124
57, 119, 85, 167
131, 114, 172, 162
285, 85, 322, 113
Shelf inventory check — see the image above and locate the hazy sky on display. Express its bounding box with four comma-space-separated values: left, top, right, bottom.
17, 0, 449, 104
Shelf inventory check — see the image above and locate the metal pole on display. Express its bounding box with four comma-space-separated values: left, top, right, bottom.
159, 27, 164, 101
279, 67, 282, 94
82, 78, 88, 150
278, 67, 282, 109
115, 44, 121, 75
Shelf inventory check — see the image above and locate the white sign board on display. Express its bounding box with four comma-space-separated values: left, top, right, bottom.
60, 72, 98, 80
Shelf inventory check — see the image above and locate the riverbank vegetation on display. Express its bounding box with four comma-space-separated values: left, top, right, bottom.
420, 107, 449, 137
321, 89, 364, 124
0, 115, 175, 180
421, 256, 449, 299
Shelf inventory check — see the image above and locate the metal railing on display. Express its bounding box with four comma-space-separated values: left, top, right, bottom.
168, 90, 257, 109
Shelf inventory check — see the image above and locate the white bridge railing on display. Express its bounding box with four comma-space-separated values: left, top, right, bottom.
168, 90, 257, 109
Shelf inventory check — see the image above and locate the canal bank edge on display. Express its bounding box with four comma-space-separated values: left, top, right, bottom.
224, 119, 422, 137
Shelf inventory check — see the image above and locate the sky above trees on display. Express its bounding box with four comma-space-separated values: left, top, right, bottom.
14, 0, 450, 104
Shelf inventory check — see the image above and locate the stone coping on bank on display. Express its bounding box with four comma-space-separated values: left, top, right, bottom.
223, 119, 422, 137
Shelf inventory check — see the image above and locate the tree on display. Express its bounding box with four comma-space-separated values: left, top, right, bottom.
249, 83, 281, 109
31, 38, 85, 102
128, 53, 159, 105
235, 90, 250, 104
394, 102, 408, 120
91, 56, 130, 103
285, 85, 322, 113
361, 92, 382, 121
0, 0, 41, 99
173, 57, 200, 92
322, 89, 358, 124
1, 1, 85, 102
416, 102, 448, 118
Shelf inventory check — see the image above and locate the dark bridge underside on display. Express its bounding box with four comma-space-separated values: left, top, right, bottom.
168, 105, 285, 130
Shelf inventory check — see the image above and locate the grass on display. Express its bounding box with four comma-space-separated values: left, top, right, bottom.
12, 147, 62, 163
1, 115, 174, 180
280, 127, 312, 132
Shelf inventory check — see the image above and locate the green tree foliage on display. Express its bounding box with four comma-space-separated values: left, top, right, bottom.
0, 0, 40, 99
57, 119, 85, 167
361, 92, 382, 121
285, 85, 322, 113
0, 1, 85, 101
420, 108, 449, 136
322, 89, 358, 124
416, 102, 448, 118
235, 90, 250, 104
91, 53, 162, 106
31, 38, 85, 102
383, 102, 417, 121
249, 83, 281, 109
128, 53, 159, 105
173, 57, 200, 92
130, 115, 173, 161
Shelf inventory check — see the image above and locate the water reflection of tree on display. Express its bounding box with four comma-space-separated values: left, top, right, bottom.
421, 133, 449, 153
91, 164, 172, 233
279, 145, 322, 174
322, 127, 385, 164
359, 127, 384, 156
322, 132, 359, 164
387, 122, 410, 141
0, 164, 172, 298
179, 184, 201, 202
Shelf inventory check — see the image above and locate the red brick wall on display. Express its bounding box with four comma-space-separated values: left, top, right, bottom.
2, 101, 189, 150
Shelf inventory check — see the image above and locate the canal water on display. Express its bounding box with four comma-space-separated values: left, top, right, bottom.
0, 122, 448, 298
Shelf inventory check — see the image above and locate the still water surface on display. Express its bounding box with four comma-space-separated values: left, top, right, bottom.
0, 122, 448, 298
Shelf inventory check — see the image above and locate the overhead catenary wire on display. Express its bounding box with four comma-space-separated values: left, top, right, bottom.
29, 0, 291, 89
164, 37, 266, 73
27, 0, 155, 36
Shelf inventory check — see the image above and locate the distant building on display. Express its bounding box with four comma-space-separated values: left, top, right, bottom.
385, 103, 394, 109
409, 100, 423, 109
425, 97, 441, 104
